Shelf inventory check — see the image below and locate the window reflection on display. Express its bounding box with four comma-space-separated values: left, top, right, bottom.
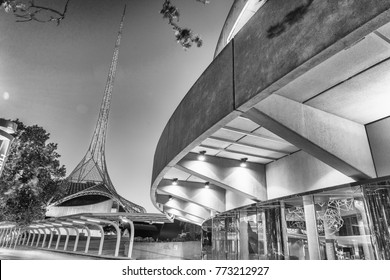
202, 178, 390, 260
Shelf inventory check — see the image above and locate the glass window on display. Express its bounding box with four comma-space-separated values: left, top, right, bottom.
313, 187, 375, 260
363, 180, 390, 260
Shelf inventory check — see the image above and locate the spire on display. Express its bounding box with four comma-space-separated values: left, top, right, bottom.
49, 5, 145, 214
67, 5, 125, 187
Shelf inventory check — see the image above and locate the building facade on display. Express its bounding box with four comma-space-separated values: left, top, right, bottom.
150, 0, 390, 260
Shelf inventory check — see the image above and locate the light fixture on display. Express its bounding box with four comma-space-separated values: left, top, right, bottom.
60, 221, 73, 226
172, 178, 178, 185
168, 195, 173, 201
240, 158, 248, 167
72, 220, 85, 225
204, 182, 210, 189
198, 151, 206, 161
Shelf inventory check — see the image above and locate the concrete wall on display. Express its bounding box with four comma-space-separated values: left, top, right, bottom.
152, 0, 390, 186
366, 117, 390, 177
266, 151, 353, 199
234, 0, 390, 110
152, 43, 235, 185
132, 241, 201, 260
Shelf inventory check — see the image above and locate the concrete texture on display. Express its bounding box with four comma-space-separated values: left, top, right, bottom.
366, 117, 390, 177
158, 179, 226, 213
163, 197, 211, 220
152, 0, 390, 186
151, 0, 390, 221
234, 0, 390, 110
132, 241, 201, 260
250, 94, 376, 179
214, 0, 248, 57
152, 43, 234, 186
177, 152, 266, 201
266, 150, 353, 199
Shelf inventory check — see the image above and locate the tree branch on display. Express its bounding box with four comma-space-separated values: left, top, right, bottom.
161, 0, 208, 50
1, 0, 71, 25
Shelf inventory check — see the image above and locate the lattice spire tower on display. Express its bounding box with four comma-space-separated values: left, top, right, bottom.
49, 6, 145, 214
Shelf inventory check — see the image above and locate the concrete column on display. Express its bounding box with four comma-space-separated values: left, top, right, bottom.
128, 220, 134, 259
280, 201, 290, 260
47, 228, 54, 249
12, 228, 21, 249
41, 228, 47, 248
35, 229, 42, 247
25, 230, 32, 246
0, 229, 5, 246
73, 227, 80, 252
2, 228, 10, 247
261, 211, 268, 257
83, 226, 91, 254
355, 200, 375, 260
55, 228, 62, 250
303, 195, 321, 260
30, 229, 36, 246
63, 227, 70, 251
238, 211, 249, 260
7, 229, 14, 248
79, 220, 104, 256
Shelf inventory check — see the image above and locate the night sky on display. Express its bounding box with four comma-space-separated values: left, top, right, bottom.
0, 0, 234, 212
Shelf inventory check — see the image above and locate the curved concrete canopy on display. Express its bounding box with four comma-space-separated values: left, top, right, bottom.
151, 0, 390, 224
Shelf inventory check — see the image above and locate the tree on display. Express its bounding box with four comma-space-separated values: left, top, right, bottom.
0, 0, 70, 25
161, 0, 210, 50
1, 0, 211, 49
0, 119, 66, 226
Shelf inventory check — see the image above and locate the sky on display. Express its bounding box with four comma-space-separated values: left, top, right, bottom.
0, 0, 234, 212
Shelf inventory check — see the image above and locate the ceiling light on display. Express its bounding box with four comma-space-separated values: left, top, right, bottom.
172, 178, 178, 185
198, 151, 206, 161
240, 158, 248, 167
205, 182, 210, 189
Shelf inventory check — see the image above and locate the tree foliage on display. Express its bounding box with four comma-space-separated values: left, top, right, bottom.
0, 0, 70, 25
1, 0, 211, 50
0, 119, 66, 226
161, 0, 210, 50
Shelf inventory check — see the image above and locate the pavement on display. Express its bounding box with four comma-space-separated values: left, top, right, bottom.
0, 246, 119, 260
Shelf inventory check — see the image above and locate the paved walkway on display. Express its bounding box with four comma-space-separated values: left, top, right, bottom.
0, 247, 108, 260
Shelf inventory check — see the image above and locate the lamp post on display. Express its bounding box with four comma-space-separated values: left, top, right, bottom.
0, 119, 17, 177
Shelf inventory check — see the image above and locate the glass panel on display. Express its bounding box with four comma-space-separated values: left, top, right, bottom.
363, 180, 390, 260
239, 207, 258, 259
211, 217, 226, 260
201, 219, 212, 260
284, 198, 310, 260
211, 214, 239, 260
257, 203, 285, 260
314, 187, 375, 260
